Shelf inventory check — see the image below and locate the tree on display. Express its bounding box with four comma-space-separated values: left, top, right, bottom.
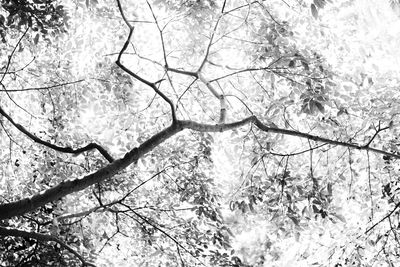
1, 0, 400, 266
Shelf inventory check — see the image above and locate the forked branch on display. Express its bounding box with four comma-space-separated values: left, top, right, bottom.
197, 73, 227, 123
116, 0, 177, 122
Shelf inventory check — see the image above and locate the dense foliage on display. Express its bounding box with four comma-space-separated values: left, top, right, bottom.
1, 0, 400, 266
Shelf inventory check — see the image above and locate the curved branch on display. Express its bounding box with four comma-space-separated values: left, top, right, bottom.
0, 226, 96, 266
0, 116, 399, 220
0, 106, 114, 163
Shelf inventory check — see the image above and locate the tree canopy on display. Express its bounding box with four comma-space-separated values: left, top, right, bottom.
1, 0, 400, 266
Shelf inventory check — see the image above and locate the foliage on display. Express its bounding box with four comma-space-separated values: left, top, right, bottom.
1, 0, 400, 266
0, 0, 69, 43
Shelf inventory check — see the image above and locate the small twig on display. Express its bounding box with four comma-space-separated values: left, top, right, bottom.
367, 151, 374, 220
209, 62, 282, 83
268, 143, 328, 157
366, 202, 400, 234
364, 122, 390, 148
0, 28, 37, 117
0, 79, 84, 92
197, 73, 226, 123
198, 13, 223, 72
130, 209, 206, 266
147, 0, 169, 67
0, 56, 36, 75
0, 28, 29, 84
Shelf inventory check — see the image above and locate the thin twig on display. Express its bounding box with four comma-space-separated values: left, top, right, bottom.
0, 79, 84, 92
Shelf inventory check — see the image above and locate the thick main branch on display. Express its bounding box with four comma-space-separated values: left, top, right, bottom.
0, 123, 181, 220
0, 116, 397, 220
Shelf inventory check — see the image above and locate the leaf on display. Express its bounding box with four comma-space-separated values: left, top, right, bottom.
309, 100, 318, 114
311, 4, 318, 19
301, 101, 311, 114
297, 185, 304, 195
315, 101, 325, 113
312, 205, 319, 213
301, 61, 309, 71
333, 213, 346, 223
312, 199, 322, 205
249, 203, 255, 212
313, 0, 326, 8
327, 183, 332, 195
34, 33, 39, 45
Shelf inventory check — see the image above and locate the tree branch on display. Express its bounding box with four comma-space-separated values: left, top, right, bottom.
197, 73, 226, 123
0, 80, 85, 92
181, 116, 400, 160
1, 116, 399, 220
0, 106, 114, 162
0, 123, 181, 220
0, 226, 96, 266
116, 0, 177, 123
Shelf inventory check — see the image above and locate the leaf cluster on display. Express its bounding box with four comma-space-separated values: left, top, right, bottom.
0, 0, 68, 43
